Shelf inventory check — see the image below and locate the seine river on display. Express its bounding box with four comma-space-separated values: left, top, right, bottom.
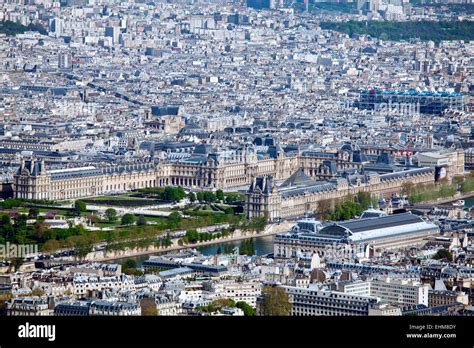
112, 196, 474, 266
197, 235, 275, 256
114, 235, 277, 267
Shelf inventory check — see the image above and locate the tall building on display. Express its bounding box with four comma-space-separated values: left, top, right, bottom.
58, 52, 71, 69
49, 17, 63, 38
105, 26, 120, 44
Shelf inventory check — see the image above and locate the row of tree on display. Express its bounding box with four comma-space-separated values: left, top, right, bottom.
0, 20, 47, 36
317, 192, 377, 221
0, 198, 58, 209
402, 181, 457, 204
241, 217, 267, 232
137, 186, 244, 205
460, 172, 474, 194
138, 186, 186, 202
190, 190, 245, 204
178, 229, 231, 245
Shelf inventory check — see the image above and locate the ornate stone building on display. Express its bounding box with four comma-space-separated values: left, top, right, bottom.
245, 167, 436, 222
13, 144, 442, 202
13, 147, 300, 199
14, 159, 157, 200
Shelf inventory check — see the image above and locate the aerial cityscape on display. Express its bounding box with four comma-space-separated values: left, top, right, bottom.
0, 0, 473, 320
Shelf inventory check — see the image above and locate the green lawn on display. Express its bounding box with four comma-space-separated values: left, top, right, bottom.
96, 221, 120, 228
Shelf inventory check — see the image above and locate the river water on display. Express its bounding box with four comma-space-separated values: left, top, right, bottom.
112, 235, 277, 267
197, 235, 275, 256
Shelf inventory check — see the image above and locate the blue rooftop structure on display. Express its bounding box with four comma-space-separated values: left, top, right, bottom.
356, 88, 464, 114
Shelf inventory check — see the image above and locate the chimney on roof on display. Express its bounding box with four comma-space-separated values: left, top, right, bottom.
29, 159, 35, 174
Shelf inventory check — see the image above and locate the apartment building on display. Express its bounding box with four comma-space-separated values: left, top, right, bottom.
338, 278, 430, 307
283, 285, 378, 316
428, 290, 469, 307
54, 300, 141, 316
72, 275, 136, 296
7, 297, 52, 316
203, 280, 262, 307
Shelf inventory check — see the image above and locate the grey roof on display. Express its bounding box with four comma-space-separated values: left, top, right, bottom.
380, 167, 433, 181
193, 144, 215, 155
159, 267, 194, 278
50, 168, 102, 180
301, 151, 338, 159
101, 163, 154, 175
48, 163, 155, 180
90, 300, 139, 310
0, 148, 70, 157
316, 213, 439, 242
353, 151, 369, 163
280, 168, 315, 188
142, 258, 227, 274
282, 213, 439, 245
280, 182, 336, 198
249, 176, 275, 194
337, 213, 425, 233
341, 143, 360, 152
143, 259, 179, 268
20, 160, 45, 176
181, 156, 208, 164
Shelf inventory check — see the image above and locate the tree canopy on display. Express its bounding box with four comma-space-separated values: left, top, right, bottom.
105, 208, 117, 222
74, 200, 87, 214
432, 249, 453, 262
260, 286, 292, 316
0, 20, 47, 36
320, 21, 474, 42
140, 297, 158, 316
121, 213, 136, 225
236, 301, 256, 316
